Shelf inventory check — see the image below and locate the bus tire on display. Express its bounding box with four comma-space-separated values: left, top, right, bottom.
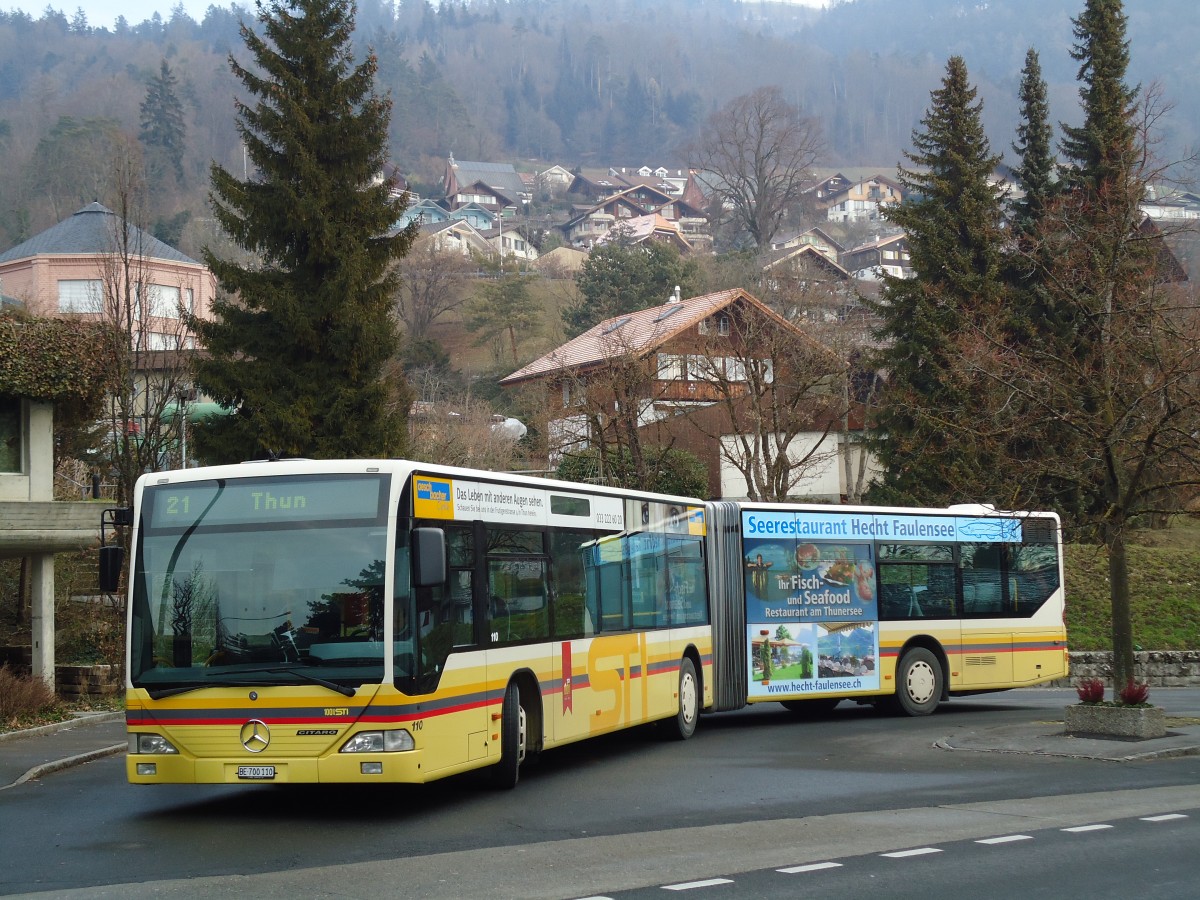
489, 681, 526, 789
665, 657, 699, 740
781, 698, 840, 716
891, 647, 942, 716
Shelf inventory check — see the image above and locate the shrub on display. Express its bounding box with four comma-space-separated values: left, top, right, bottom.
0, 665, 59, 726
1075, 677, 1106, 703
1117, 679, 1151, 706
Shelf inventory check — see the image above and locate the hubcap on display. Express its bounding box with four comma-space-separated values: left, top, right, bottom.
680, 671, 697, 725
906, 660, 936, 705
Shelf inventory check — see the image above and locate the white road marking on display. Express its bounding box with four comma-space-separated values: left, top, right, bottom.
777, 861, 844, 874
976, 834, 1034, 844
1062, 824, 1113, 833
881, 847, 943, 858
662, 878, 735, 890
1141, 814, 1188, 822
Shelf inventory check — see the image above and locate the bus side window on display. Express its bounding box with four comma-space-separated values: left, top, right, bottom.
667, 537, 707, 626
549, 529, 595, 638
878, 543, 955, 620
1011, 543, 1060, 616
630, 534, 667, 629
488, 557, 549, 644
961, 543, 1006, 616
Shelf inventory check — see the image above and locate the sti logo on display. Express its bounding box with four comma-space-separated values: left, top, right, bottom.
416, 478, 451, 503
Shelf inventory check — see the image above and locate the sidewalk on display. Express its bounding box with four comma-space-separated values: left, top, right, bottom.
937, 715, 1200, 761
0, 712, 125, 791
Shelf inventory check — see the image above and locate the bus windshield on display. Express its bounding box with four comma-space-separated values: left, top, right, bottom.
129, 473, 391, 694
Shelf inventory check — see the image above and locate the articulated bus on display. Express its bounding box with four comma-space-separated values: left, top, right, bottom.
104, 459, 1067, 788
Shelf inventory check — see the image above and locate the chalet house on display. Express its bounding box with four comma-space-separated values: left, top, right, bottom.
480, 218, 539, 264
562, 192, 656, 247
808, 172, 853, 202
395, 198, 450, 230
537, 164, 575, 196
498, 288, 863, 500
442, 156, 528, 211
818, 174, 904, 224
769, 226, 844, 262
596, 214, 693, 254
0, 202, 215, 350
562, 185, 710, 251
450, 203, 498, 231
565, 165, 690, 204
841, 232, 913, 280
414, 219, 496, 260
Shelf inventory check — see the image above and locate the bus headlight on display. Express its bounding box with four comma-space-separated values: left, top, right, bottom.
339, 730, 415, 753
129, 734, 179, 755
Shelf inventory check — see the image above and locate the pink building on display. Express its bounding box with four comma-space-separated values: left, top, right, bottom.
0, 202, 215, 348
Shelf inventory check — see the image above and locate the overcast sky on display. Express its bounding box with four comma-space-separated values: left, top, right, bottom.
10, 0, 830, 31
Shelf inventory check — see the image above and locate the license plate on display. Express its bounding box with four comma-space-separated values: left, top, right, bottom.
237, 765, 276, 780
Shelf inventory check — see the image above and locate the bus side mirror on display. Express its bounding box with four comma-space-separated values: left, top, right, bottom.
412, 527, 447, 588
99, 545, 125, 593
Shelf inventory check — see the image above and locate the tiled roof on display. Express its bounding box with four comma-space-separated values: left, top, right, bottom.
0, 202, 198, 265
500, 289, 746, 385
499, 287, 841, 387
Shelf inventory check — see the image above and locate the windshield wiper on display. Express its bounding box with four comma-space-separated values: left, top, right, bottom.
263, 667, 357, 698
144, 668, 359, 699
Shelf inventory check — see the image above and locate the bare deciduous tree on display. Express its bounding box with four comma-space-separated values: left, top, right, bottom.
394, 237, 475, 340
95, 139, 195, 510
960, 84, 1200, 689
550, 332, 670, 489
407, 368, 526, 471
687, 300, 847, 501
690, 86, 824, 251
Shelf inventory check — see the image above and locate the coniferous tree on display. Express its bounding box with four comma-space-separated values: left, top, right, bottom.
866, 56, 1008, 506
1044, 0, 1157, 690
1059, 0, 1139, 195
1010, 49, 1056, 239
1005, 48, 1060, 349
139, 59, 187, 182
192, 0, 414, 464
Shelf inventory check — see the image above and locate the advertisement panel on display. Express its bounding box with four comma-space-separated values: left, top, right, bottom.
412, 475, 629, 531
742, 509, 1021, 700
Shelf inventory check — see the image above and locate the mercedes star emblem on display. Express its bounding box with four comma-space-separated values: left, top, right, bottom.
240, 719, 271, 753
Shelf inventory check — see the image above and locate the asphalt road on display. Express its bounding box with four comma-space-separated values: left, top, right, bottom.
2, 688, 1200, 898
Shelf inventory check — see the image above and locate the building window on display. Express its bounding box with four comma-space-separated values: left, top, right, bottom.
0, 396, 21, 472
717, 315, 731, 336
141, 284, 182, 319
57, 280, 103, 313
657, 354, 685, 381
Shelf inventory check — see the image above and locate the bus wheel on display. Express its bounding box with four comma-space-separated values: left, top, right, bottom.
489, 681, 527, 789
781, 698, 840, 716
891, 648, 942, 716
666, 657, 699, 740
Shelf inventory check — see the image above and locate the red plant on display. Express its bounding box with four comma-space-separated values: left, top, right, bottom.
1075, 677, 1106, 703
1117, 679, 1150, 706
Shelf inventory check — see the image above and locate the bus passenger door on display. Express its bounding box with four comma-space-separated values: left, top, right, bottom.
486, 556, 553, 754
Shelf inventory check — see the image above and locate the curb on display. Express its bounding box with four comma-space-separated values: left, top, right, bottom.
1, 743, 126, 791
0, 710, 123, 744
934, 736, 1200, 762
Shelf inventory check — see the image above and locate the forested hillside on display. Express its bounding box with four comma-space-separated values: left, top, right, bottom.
0, 0, 1195, 257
